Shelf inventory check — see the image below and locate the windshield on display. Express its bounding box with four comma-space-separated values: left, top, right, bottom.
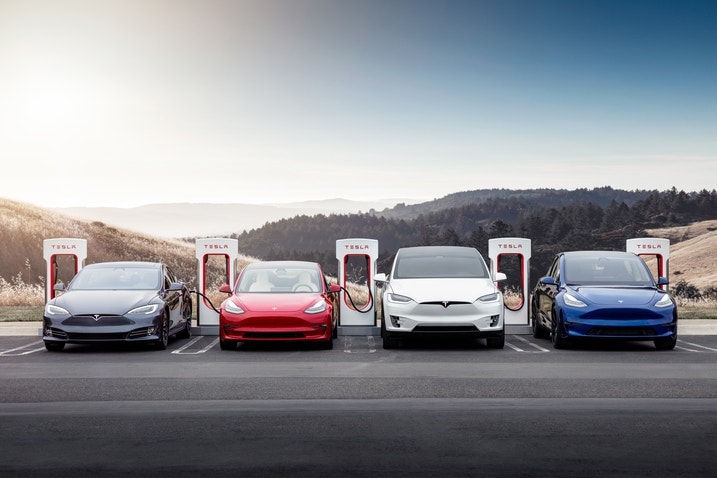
69, 267, 161, 290
237, 266, 321, 293
394, 253, 489, 279
564, 255, 654, 286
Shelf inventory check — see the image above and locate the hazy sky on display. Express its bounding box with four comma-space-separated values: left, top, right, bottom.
1, 0, 715, 208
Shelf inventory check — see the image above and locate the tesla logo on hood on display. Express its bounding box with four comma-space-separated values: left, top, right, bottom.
442, 301, 450, 308
93, 314, 101, 321
617, 300, 624, 304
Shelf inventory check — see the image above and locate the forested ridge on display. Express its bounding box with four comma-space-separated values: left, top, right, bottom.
226, 187, 717, 286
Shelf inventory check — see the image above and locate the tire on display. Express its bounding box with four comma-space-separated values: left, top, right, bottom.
654, 335, 677, 350
486, 331, 505, 349
219, 338, 236, 351
176, 304, 192, 340
319, 336, 334, 350
45, 341, 65, 352
381, 317, 400, 349
155, 318, 169, 350
551, 309, 569, 350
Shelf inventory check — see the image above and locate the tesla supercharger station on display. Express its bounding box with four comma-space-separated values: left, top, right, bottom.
626, 237, 670, 290
195, 238, 239, 331
43, 238, 87, 302
335, 238, 380, 336
488, 237, 531, 333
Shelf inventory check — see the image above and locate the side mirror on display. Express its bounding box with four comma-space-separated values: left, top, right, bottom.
494, 272, 507, 282
657, 277, 669, 286
219, 284, 232, 294
328, 284, 341, 294
53, 282, 65, 292
168, 282, 184, 292
539, 276, 556, 286
374, 273, 387, 283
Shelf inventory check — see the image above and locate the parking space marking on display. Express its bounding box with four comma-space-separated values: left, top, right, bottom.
0, 341, 45, 356
504, 335, 550, 353
171, 337, 219, 355
343, 336, 377, 354
676, 339, 717, 353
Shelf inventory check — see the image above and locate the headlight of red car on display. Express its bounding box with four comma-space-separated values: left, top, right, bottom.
304, 299, 327, 314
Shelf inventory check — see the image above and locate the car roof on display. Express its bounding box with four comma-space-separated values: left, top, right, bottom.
84, 261, 163, 269
397, 246, 481, 258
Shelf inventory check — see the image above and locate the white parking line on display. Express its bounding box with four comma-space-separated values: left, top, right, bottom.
677, 339, 717, 352
0, 341, 45, 356
675, 345, 701, 352
505, 341, 524, 352
512, 335, 551, 352
171, 337, 219, 354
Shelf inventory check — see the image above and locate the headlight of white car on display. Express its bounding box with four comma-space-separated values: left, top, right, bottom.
386, 293, 413, 304
654, 293, 673, 308
45, 304, 69, 316
563, 293, 587, 308
477, 292, 500, 303
128, 304, 159, 315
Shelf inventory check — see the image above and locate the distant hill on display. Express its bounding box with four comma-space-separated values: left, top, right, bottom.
3, 187, 716, 299
644, 220, 717, 290
0, 198, 256, 292
55, 198, 419, 239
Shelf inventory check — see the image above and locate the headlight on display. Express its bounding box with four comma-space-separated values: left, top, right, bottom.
45, 304, 69, 316
563, 293, 587, 308
386, 293, 412, 304
654, 293, 673, 308
305, 299, 327, 314
128, 304, 159, 315
478, 293, 500, 303
223, 300, 245, 315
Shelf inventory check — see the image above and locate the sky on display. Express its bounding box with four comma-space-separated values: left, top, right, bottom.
1, 0, 716, 208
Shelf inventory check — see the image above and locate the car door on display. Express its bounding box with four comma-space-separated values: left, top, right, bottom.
162, 265, 183, 331
536, 255, 561, 327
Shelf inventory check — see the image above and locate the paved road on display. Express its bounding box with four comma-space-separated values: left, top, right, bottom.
2, 334, 717, 477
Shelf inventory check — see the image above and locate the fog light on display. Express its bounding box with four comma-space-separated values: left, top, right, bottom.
489, 315, 500, 327
147, 326, 156, 335
390, 315, 401, 327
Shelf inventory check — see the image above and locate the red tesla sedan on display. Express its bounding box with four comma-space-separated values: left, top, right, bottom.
218, 261, 340, 350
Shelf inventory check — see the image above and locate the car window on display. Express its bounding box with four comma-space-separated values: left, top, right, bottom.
394, 254, 489, 279
70, 267, 161, 290
565, 256, 653, 286
237, 267, 321, 293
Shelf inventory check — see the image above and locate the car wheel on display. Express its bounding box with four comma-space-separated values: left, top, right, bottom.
155, 318, 169, 350
320, 336, 334, 350
219, 338, 236, 351
381, 317, 399, 349
486, 331, 505, 349
177, 303, 192, 339
551, 309, 569, 349
45, 342, 65, 352
531, 302, 547, 339
654, 335, 677, 350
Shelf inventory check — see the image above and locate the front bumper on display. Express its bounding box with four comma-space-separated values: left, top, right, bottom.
560, 307, 678, 340
383, 301, 504, 336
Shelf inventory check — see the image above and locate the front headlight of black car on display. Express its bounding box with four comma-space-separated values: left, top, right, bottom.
128, 304, 159, 315
45, 304, 69, 316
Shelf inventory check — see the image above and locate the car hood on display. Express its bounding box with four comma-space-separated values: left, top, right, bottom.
52, 290, 158, 315
235, 293, 324, 312
387, 278, 498, 303
567, 286, 661, 306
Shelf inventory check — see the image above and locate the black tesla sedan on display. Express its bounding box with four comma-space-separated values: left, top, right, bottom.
43, 261, 192, 351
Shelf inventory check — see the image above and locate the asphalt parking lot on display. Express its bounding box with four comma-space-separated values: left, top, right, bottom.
2, 326, 717, 477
